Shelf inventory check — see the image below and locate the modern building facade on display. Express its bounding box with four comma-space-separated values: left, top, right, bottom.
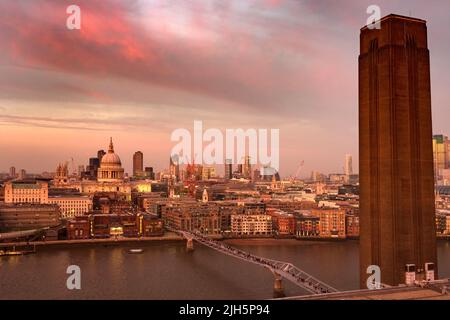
433, 134, 450, 182
97, 149, 106, 162
359, 15, 437, 286
9, 166, 16, 178
18, 169, 26, 180
144, 167, 155, 180
169, 155, 180, 182
231, 214, 272, 236
82, 157, 100, 180
225, 159, 233, 180
163, 203, 221, 235
346, 214, 360, 238
267, 209, 296, 237
243, 156, 252, 179
313, 208, 346, 239
296, 215, 320, 238
133, 151, 144, 177
344, 154, 353, 176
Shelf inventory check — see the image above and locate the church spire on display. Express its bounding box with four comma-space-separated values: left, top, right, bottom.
109, 137, 114, 153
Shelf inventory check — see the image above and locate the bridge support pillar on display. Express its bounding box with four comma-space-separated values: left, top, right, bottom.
186, 238, 194, 252
273, 273, 285, 298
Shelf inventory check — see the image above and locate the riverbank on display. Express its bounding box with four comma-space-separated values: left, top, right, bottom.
0, 235, 360, 249
224, 237, 450, 246
223, 238, 355, 246
1, 234, 447, 250
0, 232, 185, 249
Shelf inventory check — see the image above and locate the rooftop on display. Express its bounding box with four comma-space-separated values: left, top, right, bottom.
12, 184, 42, 189
361, 13, 427, 31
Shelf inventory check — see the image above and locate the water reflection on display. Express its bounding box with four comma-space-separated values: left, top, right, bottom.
0, 240, 448, 299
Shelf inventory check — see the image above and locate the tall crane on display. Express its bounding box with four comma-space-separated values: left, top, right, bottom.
291, 161, 305, 181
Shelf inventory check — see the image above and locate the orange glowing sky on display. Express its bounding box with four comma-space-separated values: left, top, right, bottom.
1, 0, 450, 176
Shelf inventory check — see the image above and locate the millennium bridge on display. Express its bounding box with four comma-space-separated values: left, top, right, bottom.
166, 226, 338, 295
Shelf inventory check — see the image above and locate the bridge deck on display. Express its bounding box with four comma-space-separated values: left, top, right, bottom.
168, 227, 338, 295
281, 279, 450, 300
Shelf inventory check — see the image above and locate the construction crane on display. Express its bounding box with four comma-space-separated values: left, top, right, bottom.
184, 155, 199, 196
290, 161, 305, 181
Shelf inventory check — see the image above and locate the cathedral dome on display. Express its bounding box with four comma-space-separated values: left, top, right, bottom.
101, 138, 122, 166
101, 153, 122, 166
97, 138, 125, 183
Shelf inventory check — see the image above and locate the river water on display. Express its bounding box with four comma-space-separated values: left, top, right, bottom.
1, 240, 449, 299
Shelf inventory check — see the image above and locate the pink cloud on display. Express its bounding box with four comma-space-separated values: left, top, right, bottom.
0, 0, 355, 114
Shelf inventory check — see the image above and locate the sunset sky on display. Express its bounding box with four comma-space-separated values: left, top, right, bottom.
1, 0, 450, 176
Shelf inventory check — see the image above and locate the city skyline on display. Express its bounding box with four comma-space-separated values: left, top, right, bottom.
1, 2, 450, 303
2, 1, 450, 175
3, 132, 449, 178
2, 136, 360, 178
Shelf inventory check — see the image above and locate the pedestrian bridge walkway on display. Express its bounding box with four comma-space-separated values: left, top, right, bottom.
167, 226, 338, 295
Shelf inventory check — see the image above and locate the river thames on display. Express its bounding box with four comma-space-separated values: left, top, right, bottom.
1, 240, 449, 299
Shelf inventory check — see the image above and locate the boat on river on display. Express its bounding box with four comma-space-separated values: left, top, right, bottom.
128, 248, 144, 254
0, 246, 36, 257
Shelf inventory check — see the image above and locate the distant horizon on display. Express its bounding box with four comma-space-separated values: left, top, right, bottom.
0, 145, 361, 179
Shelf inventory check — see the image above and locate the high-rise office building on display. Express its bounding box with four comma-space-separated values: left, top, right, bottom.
77, 165, 85, 177
133, 151, 144, 177
433, 134, 450, 181
144, 167, 155, 180
85, 157, 100, 180
359, 15, 437, 287
18, 169, 27, 180
225, 159, 233, 180
170, 155, 180, 182
97, 149, 106, 162
344, 154, 353, 176
9, 166, 16, 178
243, 156, 252, 179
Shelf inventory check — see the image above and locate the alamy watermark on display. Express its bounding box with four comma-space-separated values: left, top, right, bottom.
64, 4, 381, 31
366, 265, 382, 290
367, 5, 381, 30
66, 4, 81, 30
170, 121, 280, 173
66, 265, 81, 290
